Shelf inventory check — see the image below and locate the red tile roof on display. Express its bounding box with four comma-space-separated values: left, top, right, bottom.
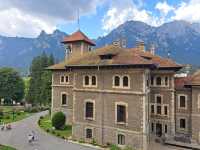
175, 77, 192, 89
48, 44, 182, 70
62, 30, 96, 46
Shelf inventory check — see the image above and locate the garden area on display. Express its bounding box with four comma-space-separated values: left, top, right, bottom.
38, 112, 72, 139
0, 145, 16, 150
0, 106, 48, 124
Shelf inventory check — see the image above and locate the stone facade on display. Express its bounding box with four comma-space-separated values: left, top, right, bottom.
50, 30, 200, 149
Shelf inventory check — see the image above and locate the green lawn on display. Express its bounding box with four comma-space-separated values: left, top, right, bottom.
0, 106, 32, 124
0, 111, 31, 124
0, 145, 16, 150
39, 115, 72, 139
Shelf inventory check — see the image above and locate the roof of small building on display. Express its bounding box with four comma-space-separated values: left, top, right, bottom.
175, 70, 200, 88
48, 44, 182, 70
62, 30, 96, 46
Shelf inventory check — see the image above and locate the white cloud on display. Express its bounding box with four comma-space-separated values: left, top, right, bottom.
155, 1, 174, 15
0, 0, 103, 37
0, 8, 56, 37
102, 0, 162, 32
172, 0, 200, 23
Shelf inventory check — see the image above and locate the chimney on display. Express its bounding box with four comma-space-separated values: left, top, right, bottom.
112, 39, 126, 48
149, 44, 155, 55
113, 39, 120, 47
136, 41, 145, 51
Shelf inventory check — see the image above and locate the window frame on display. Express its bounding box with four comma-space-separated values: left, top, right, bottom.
61, 92, 68, 106
155, 94, 163, 115
122, 75, 130, 88
112, 75, 130, 89
117, 133, 125, 146
178, 94, 187, 110
84, 99, 95, 121
156, 76, 162, 86
179, 118, 187, 130
83, 75, 97, 87
115, 102, 128, 125
91, 75, 97, 87
163, 105, 169, 117
85, 127, 93, 139
151, 104, 155, 114
60, 75, 69, 84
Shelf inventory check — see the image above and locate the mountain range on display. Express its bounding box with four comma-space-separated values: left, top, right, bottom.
0, 20, 200, 73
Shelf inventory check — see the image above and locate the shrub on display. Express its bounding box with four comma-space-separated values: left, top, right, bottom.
5, 115, 10, 119
91, 138, 97, 146
52, 112, 66, 129
79, 138, 85, 143
0, 110, 3, 119
56, 133, 61, 137
51, 130, 56, 134
109, 144, 121, 150
16, 112, 21, 115
46, 129, 50, 132
40, 116, 44, 119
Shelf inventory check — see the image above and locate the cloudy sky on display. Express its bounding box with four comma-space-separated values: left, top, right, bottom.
0, 0, 200, 38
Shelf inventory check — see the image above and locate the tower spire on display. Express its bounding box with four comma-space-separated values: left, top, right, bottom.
77, 9, 80, 30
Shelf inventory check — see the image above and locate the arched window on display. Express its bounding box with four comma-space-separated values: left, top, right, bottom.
61, 93, 67, 105
91, 76, 96, 86
84, 76, 90, 86
156, 77, 162, 85
114, 76, 120, 87
85, 101, 94, 119
123, 76, 129, 87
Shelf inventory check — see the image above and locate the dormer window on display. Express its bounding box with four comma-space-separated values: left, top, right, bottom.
99, 54, 115, 60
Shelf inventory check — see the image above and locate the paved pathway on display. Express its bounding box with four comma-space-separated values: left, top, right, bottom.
0, 111, 187, 150
0, 111, 96, 150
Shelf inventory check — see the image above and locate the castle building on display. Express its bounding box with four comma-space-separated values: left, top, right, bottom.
48, 30, 200, 150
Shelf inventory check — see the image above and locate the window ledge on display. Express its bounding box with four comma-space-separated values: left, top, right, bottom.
112, 86, 130, 89
116, 122, 127, 126
85, 118, 95, 121
61, 105, 68, 107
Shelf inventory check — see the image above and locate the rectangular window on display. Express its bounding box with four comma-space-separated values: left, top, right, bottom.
180, 118, 186, 129
179, 95, 186, 108
151, 105, 155, 114
151, 76, 154, 85
86, 128, 93, 139
65, 76, 69, 83
165, 125, 168, 133
118, 134, 125, 145
61, 93, 67, 105
151, 123, 154, 132
85, 102, 94, 119
60, 75, 65, 83
157, 105, 161, 115
164, 106, 168, 116
117, 105, 126, 123
156, 95, 162, 104
84, 76, 90, 86
165, 77, 169, 86
156, 77, 162, 86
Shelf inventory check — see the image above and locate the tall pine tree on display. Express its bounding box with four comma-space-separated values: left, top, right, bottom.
26, 52, 55, 106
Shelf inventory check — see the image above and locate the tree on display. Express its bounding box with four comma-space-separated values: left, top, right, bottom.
26, 52, 55, 106
0, 68, 24, 104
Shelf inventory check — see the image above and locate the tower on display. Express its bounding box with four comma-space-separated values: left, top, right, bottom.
61, 30, 96, 60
